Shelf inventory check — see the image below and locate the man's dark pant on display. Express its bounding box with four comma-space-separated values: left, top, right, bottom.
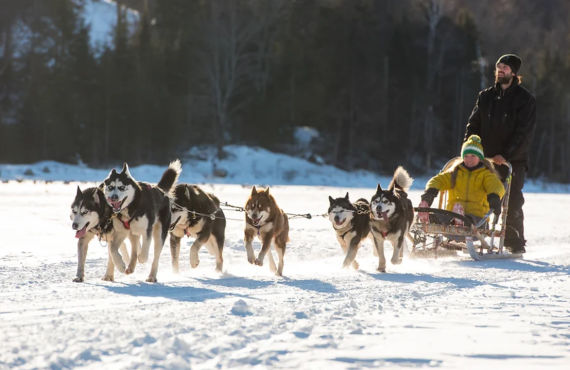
496, 162, 526, 247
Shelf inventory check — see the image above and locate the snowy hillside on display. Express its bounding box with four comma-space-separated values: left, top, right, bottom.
0, 180, 569, 369
1, 144, 569, 193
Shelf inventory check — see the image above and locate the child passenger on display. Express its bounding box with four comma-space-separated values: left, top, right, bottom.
418, 135, 505, 224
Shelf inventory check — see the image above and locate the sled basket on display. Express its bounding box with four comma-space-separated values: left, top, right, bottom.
410, 160, 522, 261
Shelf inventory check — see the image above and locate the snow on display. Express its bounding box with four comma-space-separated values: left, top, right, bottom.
1, 147, 569, 369
1, 144, 569, 193
81, 0, 139, 54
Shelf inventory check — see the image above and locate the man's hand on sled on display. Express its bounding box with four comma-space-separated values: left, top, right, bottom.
492, 154, 507, 165
487, 193, 502, 216
417, 200, 430, 223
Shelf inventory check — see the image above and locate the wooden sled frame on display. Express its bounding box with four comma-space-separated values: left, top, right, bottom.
410, 159, 523, 260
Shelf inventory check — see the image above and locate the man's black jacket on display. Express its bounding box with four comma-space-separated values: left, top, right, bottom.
465, 81, 536, 164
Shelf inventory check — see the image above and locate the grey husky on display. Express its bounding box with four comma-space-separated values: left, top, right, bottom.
169, 184, 226, 272
369, 166, 414, 272
327, 193, 371, 269
70, 186, 135, 282
102, 160, 181, 282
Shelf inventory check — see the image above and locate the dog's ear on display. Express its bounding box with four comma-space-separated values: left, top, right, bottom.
251, 186, 257, 195
106, 168, 117, 179
184, 186, 190, 200
344, 192, 349, 200
75, 186, 83, 199
97, 182, 104, 190
122, 162, 134, 178
376, 184, 382, 193
92, 189, 100, 205
329, 196, 334, 205
264, 187, 270, 195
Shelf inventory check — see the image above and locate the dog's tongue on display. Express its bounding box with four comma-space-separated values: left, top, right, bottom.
75, 225, 88, 239
185, 228, 191, 237
381, 212, 389, 222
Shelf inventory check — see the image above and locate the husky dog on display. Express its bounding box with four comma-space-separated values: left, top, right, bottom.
103, 160, 180, 282
169, 184, 226, 272
328, 193, 371, 269
244, 186, 289, 276
369, 166, 414, 272
70, 186, 135, 282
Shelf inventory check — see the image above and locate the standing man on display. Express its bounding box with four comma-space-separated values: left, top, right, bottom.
464, 53, 536, 253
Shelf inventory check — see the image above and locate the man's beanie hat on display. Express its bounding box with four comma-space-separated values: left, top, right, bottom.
496, 53, 522, 74
462, 135, 484, 160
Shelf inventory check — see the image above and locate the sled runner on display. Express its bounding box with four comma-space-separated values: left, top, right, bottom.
410, 160, 523, 261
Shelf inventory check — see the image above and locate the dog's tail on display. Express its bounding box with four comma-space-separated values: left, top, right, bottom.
158, 159, 182, 194
389, 166, 413, 192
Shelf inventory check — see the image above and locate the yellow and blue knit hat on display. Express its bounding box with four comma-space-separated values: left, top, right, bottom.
462, 135, 484, 160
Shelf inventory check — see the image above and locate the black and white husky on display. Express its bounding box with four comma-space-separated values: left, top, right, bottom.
169, 184, 226, 272
70, 186, 135, 282
369, 166, 414, 272
328, 193, 371, 269
102, 160, 181, 282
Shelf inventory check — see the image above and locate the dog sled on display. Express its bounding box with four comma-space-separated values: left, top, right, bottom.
410, 160, 523, 261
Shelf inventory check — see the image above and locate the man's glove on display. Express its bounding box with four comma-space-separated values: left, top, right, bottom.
420, 188, 439, 207
487, 193, 502, 216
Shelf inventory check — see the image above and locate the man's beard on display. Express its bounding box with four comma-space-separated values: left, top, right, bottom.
495, 74, 513, 85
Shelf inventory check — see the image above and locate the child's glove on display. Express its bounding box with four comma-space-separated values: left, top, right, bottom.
420, 188, 439, 206
487, 193, 501, 216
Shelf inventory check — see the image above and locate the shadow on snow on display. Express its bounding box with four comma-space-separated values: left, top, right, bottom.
103, 282, 247, 302
365, 272, 483, 289
455, 259, 570, 274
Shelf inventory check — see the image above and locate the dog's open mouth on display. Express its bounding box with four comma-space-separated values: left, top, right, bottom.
251, 217, 262, 226
108, 197, 127, 213
75, 222, 89, 239
184, 227, 192, 237
381, 211, 389, 222
334, 218, 345, 226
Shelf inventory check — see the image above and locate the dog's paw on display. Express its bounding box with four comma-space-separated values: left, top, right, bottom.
247, 255, 255, 264
125, 267, 134, 275
391, 257, 402, 265
72, 277, 84, 283
101, 275, 114, 281
146, 276, 158, 283
190, 257, 200, 268
254, 258, 263, 266
377, 267, 386, 273
138, 254, 148, 264
352, 260, 360, 270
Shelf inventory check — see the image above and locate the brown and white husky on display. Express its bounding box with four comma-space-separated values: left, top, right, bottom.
243, 186, 289, 276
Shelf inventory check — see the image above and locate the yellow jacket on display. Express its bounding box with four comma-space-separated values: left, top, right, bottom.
426, 162, 505, 218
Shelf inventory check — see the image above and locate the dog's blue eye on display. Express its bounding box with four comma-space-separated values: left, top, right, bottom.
118, 186, 125, 191
108, 186, 115, 191
81, 210, 88, 215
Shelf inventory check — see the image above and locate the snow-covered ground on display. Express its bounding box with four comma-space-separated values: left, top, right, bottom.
1, 148, 569, 369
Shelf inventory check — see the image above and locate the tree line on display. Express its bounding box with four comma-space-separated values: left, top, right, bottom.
1, 0, 569, 181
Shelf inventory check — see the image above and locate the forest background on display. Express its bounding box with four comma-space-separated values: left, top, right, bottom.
1, 0, 569, 181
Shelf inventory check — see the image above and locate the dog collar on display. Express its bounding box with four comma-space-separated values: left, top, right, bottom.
117, 213, 134, 230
